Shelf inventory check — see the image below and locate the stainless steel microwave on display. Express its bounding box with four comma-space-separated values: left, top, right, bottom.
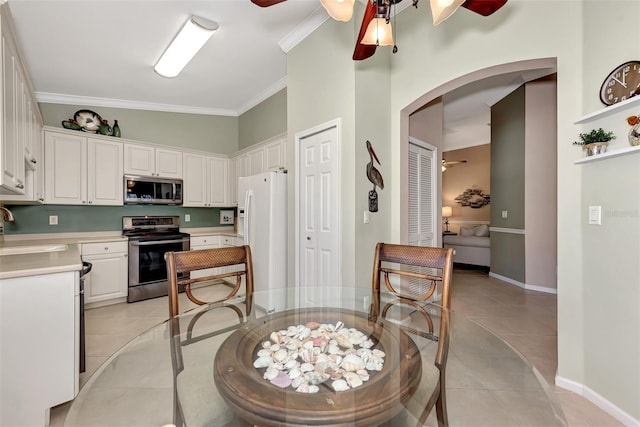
124, 175, 183, 205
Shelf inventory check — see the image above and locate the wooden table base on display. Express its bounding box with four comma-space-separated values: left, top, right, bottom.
214, 308, 421, 426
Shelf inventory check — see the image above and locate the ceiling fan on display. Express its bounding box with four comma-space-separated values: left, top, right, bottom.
442, 158, 467, 171
251, 0, 508, 60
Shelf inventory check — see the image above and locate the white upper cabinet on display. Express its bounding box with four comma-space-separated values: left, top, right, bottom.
248, 148, 264, 176
124, 143, 182, 178
87, 138, 124, 205
183, 152, 228, 207
265, 137, 286, 171
0, 8, 42, 197
45, 131, 123, 206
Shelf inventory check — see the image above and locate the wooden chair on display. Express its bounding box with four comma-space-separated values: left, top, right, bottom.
370, 242, 453, 427
165, 246, 254, 426
165, 245, 254, 317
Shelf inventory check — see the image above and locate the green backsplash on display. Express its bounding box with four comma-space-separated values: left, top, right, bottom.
3, 205, 236, 234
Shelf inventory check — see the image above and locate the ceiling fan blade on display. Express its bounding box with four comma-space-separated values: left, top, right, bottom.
251, 0, 287, 7
352, 0, 377, 61
461, 0, 507, 16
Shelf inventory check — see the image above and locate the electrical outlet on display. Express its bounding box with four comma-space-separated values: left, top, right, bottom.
501, 210, 508, 219
49, 215, 58, 225
184, 214, 191, 223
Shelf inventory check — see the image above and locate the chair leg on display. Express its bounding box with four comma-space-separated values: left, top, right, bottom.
435, 379, 448, 427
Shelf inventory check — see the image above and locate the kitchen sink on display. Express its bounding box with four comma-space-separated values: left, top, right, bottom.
0, 244, 68, 256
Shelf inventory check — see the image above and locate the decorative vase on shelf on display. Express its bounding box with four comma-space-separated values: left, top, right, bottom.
583, 142, 608, 157
98, 120, 113, 136
112, 120, 121, 138
627, 115, 640, 147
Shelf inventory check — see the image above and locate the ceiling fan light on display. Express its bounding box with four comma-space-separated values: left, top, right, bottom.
430, 0, 465, 26
154, 16, 218, 78
320, 0, 355, 22
362, 18, 394, 46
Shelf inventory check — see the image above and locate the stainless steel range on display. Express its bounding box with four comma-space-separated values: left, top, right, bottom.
123, 216, 190, 303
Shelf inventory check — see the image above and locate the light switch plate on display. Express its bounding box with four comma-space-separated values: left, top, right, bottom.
501, 210, 508, 219
49, 215, 58, 225
588, 206, 602, 225
184, 214, 191, 223
220, 210, 234, 225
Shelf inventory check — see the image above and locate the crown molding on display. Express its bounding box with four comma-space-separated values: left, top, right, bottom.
35, 92, 238, 117
236, 76, 287, 115
279, 5, 329, 53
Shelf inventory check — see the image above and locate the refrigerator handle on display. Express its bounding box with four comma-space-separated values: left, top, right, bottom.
244, 190, 252, 245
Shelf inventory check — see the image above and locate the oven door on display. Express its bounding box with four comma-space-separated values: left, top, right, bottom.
128, 237, 190, 302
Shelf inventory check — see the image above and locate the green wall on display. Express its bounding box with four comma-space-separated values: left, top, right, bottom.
3, 205, 233, 234
238, 88, 287, 149
39, 103, 239, 154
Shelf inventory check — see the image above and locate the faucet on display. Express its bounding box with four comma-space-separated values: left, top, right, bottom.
0, 206, 15, 222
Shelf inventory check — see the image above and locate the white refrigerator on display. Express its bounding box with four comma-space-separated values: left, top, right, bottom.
237, 171, 287, 312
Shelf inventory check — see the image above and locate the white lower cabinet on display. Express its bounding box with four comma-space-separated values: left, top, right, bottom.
81, 241, 128, 304
190, 235, 221, 279
0, 270, 78, 426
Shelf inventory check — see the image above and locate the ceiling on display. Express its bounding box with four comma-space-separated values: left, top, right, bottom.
7, 0, 325, 116
7, 0, 554, 147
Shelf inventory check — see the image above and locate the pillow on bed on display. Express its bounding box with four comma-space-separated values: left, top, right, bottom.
475, 224, 490, 237
460, 226, 476, 237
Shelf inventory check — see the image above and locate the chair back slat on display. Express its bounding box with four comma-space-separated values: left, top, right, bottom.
166, 245, 254, 317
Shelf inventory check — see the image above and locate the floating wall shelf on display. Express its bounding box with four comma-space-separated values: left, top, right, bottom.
574, 144, 640, 164
574, 96, 640, 124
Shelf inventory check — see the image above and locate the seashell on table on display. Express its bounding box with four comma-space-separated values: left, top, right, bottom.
253, 321, 386, 393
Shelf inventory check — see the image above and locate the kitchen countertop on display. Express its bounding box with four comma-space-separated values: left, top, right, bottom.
0, 228, 237, 280
0, 233, 127, 280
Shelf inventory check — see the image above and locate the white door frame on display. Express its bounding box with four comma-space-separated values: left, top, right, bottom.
294, 118, 342, 301
407, 136, 439, 246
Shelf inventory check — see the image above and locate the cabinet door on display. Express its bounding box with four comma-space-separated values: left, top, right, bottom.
44, 132, 87, 204
183, 153, 207, 207
228, 156, 238, 205
82, 253, 128, 303
155, 147, 182, 178
1, 36, 20, 193
237, 153, 248, 178
248, 148, 264, 176
265, 138, 285, 171
207, 156, 228, 206
87, 138, 123, 205
124, 143, 155, 176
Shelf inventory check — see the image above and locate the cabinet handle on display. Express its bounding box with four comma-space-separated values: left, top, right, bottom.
82, 201, 86, 204
104, 247, 109, 251
16, 183, 24, 189
38, 198, 44, 202
30, 159, 37, 164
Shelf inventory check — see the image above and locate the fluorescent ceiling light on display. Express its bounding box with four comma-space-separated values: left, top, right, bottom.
154, 16, 218, 78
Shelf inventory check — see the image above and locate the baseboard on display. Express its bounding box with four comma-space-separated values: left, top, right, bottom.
555, 375, 640, 427
489, 272, 558, 295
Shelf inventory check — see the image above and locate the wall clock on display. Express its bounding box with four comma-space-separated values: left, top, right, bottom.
600, 60, 640, 106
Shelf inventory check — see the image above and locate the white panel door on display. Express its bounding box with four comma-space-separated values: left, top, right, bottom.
87, 138, 123, 205
298, 124, 340, 290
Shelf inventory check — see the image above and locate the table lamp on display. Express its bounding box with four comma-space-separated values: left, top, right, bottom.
442, 206, 452, 232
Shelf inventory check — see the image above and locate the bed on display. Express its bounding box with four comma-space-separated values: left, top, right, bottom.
443, 225, 490, 267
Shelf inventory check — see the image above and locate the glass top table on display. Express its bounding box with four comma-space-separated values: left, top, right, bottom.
64, 287, 566, 426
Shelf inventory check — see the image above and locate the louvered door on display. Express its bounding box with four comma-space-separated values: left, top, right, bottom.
406, 142, 436, 298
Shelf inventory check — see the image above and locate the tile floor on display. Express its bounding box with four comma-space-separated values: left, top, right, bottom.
49, 269, 623, 426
